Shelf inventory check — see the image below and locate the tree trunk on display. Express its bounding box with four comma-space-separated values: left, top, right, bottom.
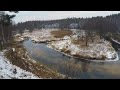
85, 35, 88, 46
1, 24, 6, 44
91, 36, 94, 42
85, 31, 89, 47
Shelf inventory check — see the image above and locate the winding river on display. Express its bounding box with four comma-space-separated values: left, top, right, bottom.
23, 39, 120, 79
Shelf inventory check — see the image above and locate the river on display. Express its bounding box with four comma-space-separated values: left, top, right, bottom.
23, 39, 120, 79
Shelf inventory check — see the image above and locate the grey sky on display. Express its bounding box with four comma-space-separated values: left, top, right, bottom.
13, 11, 120, 23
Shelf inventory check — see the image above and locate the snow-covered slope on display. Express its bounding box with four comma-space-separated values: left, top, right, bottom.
0, 51, 40, 79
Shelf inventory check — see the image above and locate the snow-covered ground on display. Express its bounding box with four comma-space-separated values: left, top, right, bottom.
22, 29, 60, 42
48, 35, 119, 61
0, 51, 40, 79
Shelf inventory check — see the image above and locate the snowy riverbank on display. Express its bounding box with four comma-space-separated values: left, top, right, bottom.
0, 51, 40, 79
47, 43, 119, 62
111, 38, 120, 45
48, 36, 119, 61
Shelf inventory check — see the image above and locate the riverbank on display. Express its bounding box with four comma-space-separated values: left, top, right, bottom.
19, 29, 119, 61
47, 44, 119, 62
0, 50, 39, 79
48, 37, 118, 61
111, 38, 120, 45
4, 40, 66, 79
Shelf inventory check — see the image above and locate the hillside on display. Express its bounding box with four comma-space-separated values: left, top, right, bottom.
15, 13, 120, 33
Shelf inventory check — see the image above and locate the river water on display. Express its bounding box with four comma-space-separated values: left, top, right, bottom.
23, 39, 120, 79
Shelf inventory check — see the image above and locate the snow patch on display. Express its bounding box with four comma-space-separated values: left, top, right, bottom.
12, 48, 15, 52
0, 51, 40, 79
111, 38, 120, 45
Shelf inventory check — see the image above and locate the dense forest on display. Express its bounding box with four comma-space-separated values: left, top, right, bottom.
15, 13, 120, 33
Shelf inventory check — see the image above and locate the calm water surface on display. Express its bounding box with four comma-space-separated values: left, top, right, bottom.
23, 39, 120, 79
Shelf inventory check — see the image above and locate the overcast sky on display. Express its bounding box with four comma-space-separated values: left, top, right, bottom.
12, 11, 120, 23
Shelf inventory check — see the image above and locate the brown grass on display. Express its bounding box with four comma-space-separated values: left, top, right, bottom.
64, 50, 71, 54
72, 38, 90, 49
72, 35, 102, 47
51, 30, 73, 38
72, 38, 86, 46
73, 54, 106, 60
5, 41, 65, 79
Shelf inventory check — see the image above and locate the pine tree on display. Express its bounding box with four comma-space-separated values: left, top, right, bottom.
0, 11, 18, 49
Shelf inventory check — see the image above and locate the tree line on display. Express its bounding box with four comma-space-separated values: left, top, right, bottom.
15, 13, 120, 33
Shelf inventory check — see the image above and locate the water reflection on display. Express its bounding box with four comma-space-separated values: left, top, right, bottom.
74, 59, 90, 72
81, 62, 90, 72
23, 40, 120, 79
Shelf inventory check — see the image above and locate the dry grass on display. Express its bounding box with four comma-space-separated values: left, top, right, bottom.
72, 35, 102, 47
5, 41, 65, 79
51, 30, 73, 38
73, 53, 106, 60
64, 50, 71, 54
72, 38, 86, 46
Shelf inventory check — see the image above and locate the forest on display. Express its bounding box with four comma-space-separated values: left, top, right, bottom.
15, 13, 120, 33
0, 11, 18, 49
